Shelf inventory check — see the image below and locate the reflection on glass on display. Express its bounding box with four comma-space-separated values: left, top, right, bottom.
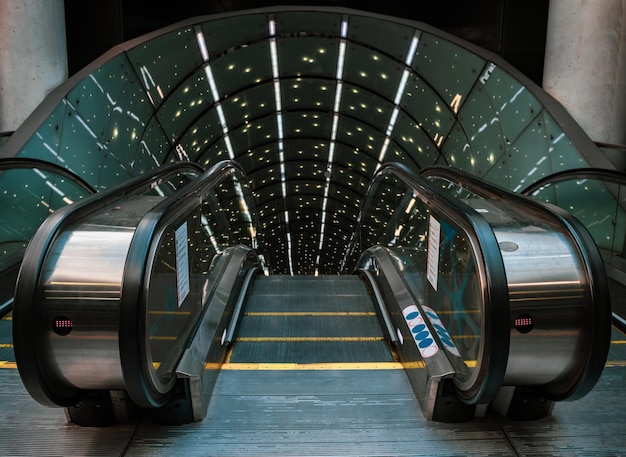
531, 178, 626, 269
351, 172, 482, 376
0, 168, 91, 250
145, 170, 257, 386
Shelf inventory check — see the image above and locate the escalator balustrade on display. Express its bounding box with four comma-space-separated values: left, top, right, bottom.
13, 160, 261, 425
349, 163, 611, 421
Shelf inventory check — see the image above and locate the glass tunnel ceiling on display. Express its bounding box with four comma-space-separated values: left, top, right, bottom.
0, 6, 609, 275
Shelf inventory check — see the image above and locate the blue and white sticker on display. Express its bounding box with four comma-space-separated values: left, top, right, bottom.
422, 305, 461, 357
402, 305, 439, 358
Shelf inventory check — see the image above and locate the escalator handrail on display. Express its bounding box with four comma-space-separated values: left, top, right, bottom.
421, 165, 612, 401
119, 160, 261, 408
0, 157, 97, 194
352, 162, 510, 405
521, 167, 626, 196
12, 161, 204, 407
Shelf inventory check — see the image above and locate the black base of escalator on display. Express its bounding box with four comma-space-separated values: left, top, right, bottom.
506, 387, 554, 421
149, 379, 195, 426
65, 391, 117, 427
431, 379, 475, 423
65, 390, 141, 427
492, 385, 555, 421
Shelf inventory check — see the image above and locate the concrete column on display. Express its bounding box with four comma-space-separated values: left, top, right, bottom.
543, 0, 626, 145
0, 0, 68, 133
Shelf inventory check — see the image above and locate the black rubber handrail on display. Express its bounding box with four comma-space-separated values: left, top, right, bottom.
348, 162, 510, 405
0, 157, 97, 194
421, 165, 612, 401
521, 167, 626, 196
13, 161, 204, 407
119, 160, 261, 408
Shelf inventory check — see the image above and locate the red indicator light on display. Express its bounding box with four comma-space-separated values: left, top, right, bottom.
514, 314, 534, 334
53, 316, 73, 336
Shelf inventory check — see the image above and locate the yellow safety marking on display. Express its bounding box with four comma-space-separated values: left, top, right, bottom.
2, 316, 11, 320
0, 344, 13, 349
1, 359, 626, 370
221, 362, 404, 370
401, 361, 426, 369
224, 344, 235, 364
149, 311, 192, 315
149, 336, 178, 341
612, 340, 626, 344
245, 312, 376, 317
236, 336, 385, 342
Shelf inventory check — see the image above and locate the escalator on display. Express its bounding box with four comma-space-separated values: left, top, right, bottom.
11, 160, 612, 428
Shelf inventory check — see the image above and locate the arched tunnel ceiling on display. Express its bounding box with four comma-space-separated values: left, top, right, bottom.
0, 6, 607, 275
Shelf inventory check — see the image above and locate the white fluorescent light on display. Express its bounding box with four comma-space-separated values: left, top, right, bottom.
196, 30, 210, 62
336, 41, 346, 80
274, 80, 282, 112
328, 142, 336, 164
224, 135, 235, 159
270, 39, 279, 79
405, 35, 419, 66
394, 69, 410, 105
277, 111, 284, 137
386, 107, 400, 136
204, 65, 220, 102
215, 104, 228, 132
333, 81, 343, 112
331, 114, 339, 139
378, 137, 390, 163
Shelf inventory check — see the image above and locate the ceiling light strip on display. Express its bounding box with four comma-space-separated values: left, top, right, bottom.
196, 26, 234, 159
269, 17, 293, 275
377, 32, 420, 166
316, 17, 349, 274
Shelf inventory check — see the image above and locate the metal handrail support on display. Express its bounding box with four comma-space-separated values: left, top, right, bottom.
358, 246, 475, 422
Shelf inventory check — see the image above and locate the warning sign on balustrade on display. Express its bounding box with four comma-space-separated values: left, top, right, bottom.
175, 221, 190, 307
427, 215, 440, 291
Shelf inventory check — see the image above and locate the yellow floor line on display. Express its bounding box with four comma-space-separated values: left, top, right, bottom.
2, 359, 626, 370
245, 312, 376, 317
221, 362, 405, 370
